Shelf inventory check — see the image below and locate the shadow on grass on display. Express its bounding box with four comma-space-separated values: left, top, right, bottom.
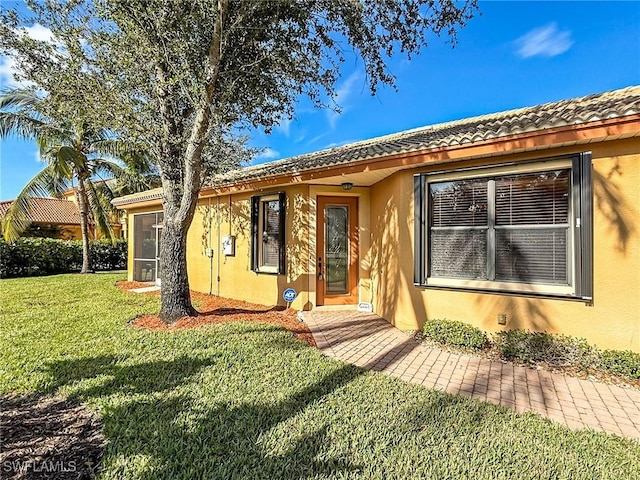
102, 366, 367, 479
36, 333, 640, 479
43, 354, 221, 399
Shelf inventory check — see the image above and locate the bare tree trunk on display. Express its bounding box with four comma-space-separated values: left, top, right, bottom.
156, 0, 227, 324
76, 179, 93, 274
159, 218, 197, 322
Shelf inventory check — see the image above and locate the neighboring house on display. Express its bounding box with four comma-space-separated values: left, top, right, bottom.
0, 196, 122, 240
113, 86, 640, 352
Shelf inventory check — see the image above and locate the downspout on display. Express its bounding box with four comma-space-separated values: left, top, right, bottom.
217, 195, 221, 297
209, 197, 213, 295
307, 185, 312, 310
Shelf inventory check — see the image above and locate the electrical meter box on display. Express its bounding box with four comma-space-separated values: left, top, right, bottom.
222, 235, 236, 256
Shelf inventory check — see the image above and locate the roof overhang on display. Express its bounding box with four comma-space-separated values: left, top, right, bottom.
206, 114, 640, 190
113, 112, 640, 210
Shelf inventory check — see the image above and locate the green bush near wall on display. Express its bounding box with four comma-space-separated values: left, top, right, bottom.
494, 329, 640, 381
492, 330, 596, 368
421, 320, 640, 382
0, 237, 127, 278
592, 349, 640, 380
423, 318, 489, 350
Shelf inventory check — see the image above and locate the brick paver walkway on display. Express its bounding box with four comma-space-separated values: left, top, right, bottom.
302, 310, 640, 440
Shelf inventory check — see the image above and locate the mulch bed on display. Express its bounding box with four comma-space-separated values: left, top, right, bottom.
117, 281, 316, 347
0, 395, 105, 480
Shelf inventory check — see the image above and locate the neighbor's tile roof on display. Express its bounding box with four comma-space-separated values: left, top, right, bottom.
0, 197, 86, 225
112, 85, 640, 207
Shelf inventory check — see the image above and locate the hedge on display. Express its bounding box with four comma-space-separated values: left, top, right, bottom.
0, 237, 127, 278
493, 329, 640, 381
492, 330, 597, 369
420, 319, 640, 382
423, 318, 488, 350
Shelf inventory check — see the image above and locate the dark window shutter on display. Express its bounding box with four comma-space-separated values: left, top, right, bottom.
414, 175, 425, 285
278, 192, 286, 275
573, 153, 593, 300
250, 195, 259, 271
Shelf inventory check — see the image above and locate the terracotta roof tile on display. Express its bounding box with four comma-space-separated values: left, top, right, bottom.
215, 85, 640, 185
0, 197, 85, 225
112, 85, 640, 207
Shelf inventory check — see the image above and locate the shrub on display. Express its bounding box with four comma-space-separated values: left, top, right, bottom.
90, 239, 128, 271
423, 319, 488, 350
493, 330, 596, 369
0, 237, 127, 278
598, 349, 640, 380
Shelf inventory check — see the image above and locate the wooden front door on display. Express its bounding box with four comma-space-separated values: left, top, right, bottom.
316, 196, 359, 305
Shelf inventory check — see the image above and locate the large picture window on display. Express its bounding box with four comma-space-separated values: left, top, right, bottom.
251, 192, 286, 274
414, 155, 592, 298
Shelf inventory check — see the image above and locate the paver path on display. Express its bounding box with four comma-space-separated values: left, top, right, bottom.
302, 310, 640, 440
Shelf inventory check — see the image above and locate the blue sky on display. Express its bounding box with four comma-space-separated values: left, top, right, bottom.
1, 1, 639, 200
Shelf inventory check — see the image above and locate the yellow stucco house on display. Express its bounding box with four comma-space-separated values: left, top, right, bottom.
114, 86, 640, 352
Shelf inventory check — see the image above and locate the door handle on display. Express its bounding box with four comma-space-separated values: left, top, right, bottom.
318, 257, 324, 280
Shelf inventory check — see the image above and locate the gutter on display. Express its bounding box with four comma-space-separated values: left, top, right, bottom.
112, 114, 640, 209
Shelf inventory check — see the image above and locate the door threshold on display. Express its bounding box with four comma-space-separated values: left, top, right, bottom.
314, 304, 359, 312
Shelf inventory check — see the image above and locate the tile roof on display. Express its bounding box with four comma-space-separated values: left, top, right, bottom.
217, 85, 640, 185
112, 85, 640, 207
0, 197, 86, 225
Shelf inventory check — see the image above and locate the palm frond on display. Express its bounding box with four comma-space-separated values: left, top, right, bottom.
89, 138, 126, 158
85, 180, 116, 243
44, 145, 88, 175
0, 111, 46, 140
91, 139, 155, 172
0, 88, 42, 110
39, 145, 74, 181
90, 158, 124, 178
35, 125, 75, 153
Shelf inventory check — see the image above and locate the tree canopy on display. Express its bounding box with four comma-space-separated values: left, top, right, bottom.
1, 0, 478, 321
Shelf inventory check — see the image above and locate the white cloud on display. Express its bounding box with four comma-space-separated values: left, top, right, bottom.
0, 23, 56, 87
0, 56, 20, 88
255, 147, 280, 160
323, 139, 358, 150
275, 117, 292, 137
515, 23, 573, 58
327, 70, 363, 129
308, 132, 328, 145
23, 24, 55, 43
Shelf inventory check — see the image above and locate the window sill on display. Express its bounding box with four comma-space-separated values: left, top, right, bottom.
255, 266, 281, 275
418, 277, 591, 303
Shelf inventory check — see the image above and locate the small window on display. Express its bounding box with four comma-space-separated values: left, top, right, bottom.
414, 154, 593, 299
251, 192, 286, 274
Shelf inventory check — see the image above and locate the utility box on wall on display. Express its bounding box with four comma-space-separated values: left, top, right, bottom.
222, 235, 236, 256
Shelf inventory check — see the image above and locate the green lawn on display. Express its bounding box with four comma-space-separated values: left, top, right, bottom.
1, 273, 639, 479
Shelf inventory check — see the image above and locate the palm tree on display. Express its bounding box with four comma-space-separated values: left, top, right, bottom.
0, 88, 156, 273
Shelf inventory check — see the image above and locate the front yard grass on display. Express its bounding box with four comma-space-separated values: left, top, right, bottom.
1, 273, 639, 479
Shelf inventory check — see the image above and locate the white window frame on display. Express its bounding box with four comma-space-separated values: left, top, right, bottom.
257, 195, 280, 274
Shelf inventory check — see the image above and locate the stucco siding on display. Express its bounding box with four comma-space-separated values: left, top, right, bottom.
186, 185, 311, 310
369, 138, 640, 352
